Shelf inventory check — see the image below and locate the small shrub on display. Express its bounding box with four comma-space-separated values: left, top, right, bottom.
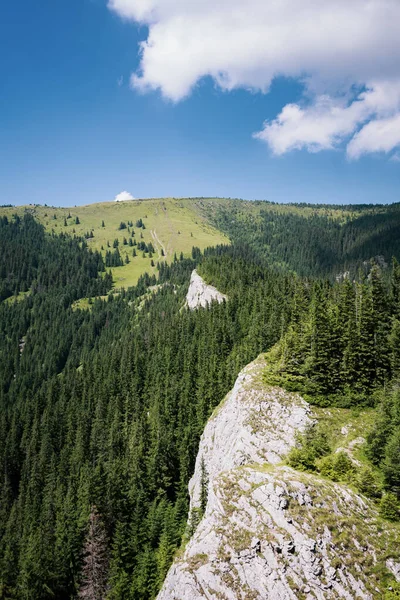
356, 466, 381, 498
379, 493, 399, 521
317, 452, 354, 481
287, 424, 331, 472
287, 447, 317, 471
332, 452, 354, 480
317, 455, 336, 479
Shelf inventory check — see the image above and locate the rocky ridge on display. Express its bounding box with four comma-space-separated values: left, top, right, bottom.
185, 270, 227, 309
158, 356, 400, 599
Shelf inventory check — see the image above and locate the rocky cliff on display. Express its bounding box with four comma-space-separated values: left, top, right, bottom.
185, 270, 227, 309
158, 356, 400, 600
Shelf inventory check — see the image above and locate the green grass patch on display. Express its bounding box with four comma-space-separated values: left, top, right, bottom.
1, 198, 229, 289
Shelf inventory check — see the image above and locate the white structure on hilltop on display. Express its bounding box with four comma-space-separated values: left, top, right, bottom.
114, 191, 135, 202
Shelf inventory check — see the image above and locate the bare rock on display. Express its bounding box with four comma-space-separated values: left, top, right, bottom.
185, 270, 227, 309
157, 356, 400, 600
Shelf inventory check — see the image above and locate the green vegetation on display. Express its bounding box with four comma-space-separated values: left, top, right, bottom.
4, 197, 400, 288
0, 199, 229, 289
264, 260, 400, 402
1, 199, 400, 598
204, 197, 400, 277
0, 216, 298, 599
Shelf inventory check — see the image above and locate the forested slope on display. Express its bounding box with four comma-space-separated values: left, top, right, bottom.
0, 208, 400, 599
200, 198, 400, 278
0, 216, 297, 599
3, 197, 400, 288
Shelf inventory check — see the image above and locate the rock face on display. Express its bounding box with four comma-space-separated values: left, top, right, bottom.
157, 356, 399, 600
185, 270, 227, 310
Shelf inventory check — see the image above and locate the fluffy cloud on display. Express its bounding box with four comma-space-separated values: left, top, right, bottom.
254, 96, 363, 155
114, 191, 135, 201
108, 0, 400, 158
347, 114, 400, 159
255, 81, 400, 156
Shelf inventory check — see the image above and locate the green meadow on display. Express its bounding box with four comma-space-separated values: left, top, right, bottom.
1, 198, 229, 289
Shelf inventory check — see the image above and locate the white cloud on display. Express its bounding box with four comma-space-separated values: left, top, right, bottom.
254, 96, 363, 155
114, 191, 135, 201
108, 0, 400, 158
255, 81, 400, 156
347, 114, 400, 159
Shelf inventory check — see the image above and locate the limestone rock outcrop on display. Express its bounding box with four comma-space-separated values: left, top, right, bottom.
185, 270, 227, 309
157, 356, 400, 599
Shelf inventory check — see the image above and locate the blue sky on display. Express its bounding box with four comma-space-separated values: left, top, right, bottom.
1, 0, 399, 207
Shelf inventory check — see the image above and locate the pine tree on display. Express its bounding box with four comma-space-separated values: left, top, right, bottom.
391, 257, 400, 317
379, 493, 399, 521
357, 283, 376, 392
356, 465, 379, 498
370, 264, 390, 383
156, 506, 176, 589
383, 430, 400, 497
389, 319, 400, 380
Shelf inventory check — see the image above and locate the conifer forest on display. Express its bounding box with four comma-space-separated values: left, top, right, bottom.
1, 201, 400, 599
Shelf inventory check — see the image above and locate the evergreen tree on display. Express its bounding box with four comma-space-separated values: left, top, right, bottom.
379, 493, 399, 521
356, 465, 379, 498
383, 430, 400, 497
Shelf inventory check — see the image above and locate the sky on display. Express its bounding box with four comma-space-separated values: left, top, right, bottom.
1, 0, 400, 207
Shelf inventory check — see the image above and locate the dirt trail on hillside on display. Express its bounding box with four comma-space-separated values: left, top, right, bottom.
151, 229, 167, 258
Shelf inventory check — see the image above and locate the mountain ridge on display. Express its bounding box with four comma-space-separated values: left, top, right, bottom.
158, 356, 400, 599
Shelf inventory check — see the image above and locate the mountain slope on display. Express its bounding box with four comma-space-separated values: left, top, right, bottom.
1, 203, 400, 598
0, 199, 229, 289
3, 197, 400, 289
158, 356, 400, 599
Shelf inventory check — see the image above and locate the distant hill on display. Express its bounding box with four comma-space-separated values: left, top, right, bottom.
0, 198, 229, 289
194, 198, 400, 278
2, 197, 400, 288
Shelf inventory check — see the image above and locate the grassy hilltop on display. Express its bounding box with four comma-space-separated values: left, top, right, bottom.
0, 198, 229, 289
2, 196, 399, 293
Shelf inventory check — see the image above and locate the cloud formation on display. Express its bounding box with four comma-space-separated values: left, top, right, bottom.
255, 81, 400, 158
114, 191, 135, 201
108, 0, 400, 158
